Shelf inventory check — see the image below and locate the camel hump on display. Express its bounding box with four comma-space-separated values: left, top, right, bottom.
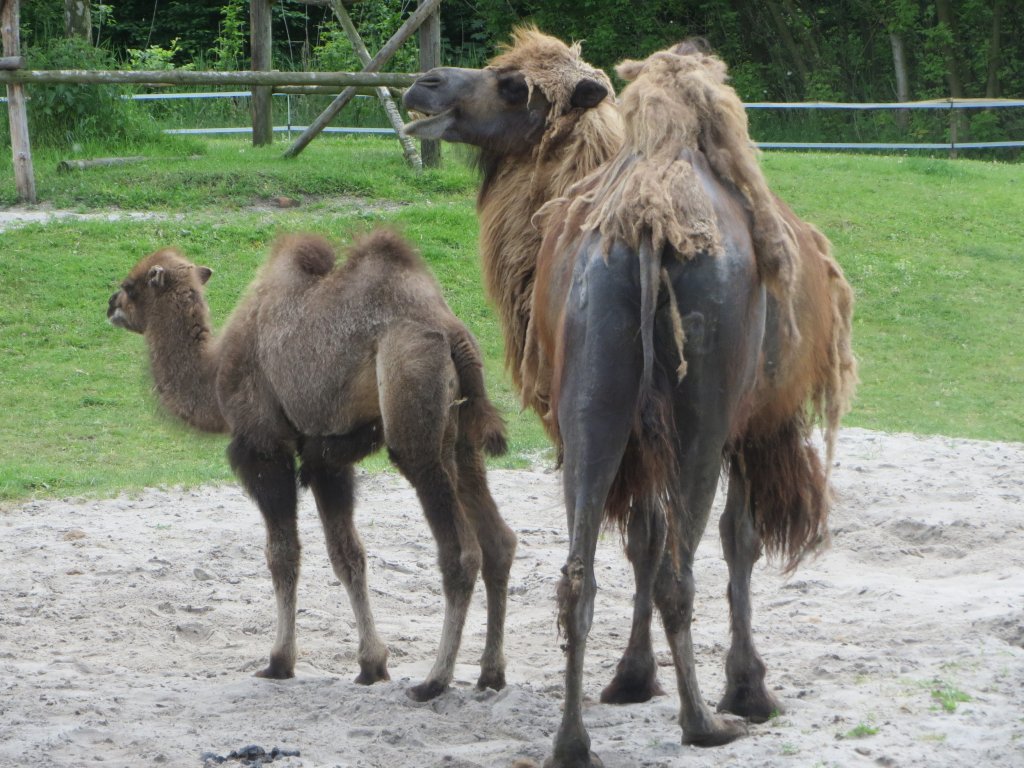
269, 233, 337, 277
347, 228, 423, 270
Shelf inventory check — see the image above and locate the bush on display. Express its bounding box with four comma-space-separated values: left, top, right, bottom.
19, 37, 159, 150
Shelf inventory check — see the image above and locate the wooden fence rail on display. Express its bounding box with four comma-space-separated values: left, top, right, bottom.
0, 70, 417, 88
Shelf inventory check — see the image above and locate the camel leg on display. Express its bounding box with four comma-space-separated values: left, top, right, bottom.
378, 325, 482, 702
301, 455, 390, 686
600, 501, 667, 704
716, 459, 782, 722
653, 440, 747, 747
546, 251, 644, 768
455, 437, 516, 692
228, 436, 300, 679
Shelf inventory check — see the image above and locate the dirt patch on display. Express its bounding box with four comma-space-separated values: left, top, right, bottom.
2, 428, 1022, 767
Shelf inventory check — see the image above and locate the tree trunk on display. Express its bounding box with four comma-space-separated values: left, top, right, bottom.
889, 31, 910, 130
986, 0, 1003, 98
64, 0, 92, 43
765, 1, 810, 93
934, 0, 964, 98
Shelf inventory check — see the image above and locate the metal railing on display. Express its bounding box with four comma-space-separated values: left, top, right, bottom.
4, 91, 1023, 151
745, 98, 1024, 151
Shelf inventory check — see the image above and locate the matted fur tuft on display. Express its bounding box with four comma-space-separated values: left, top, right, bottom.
575, 40, 802, 340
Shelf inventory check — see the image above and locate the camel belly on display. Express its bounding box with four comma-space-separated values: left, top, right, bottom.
274, 360, 381, 437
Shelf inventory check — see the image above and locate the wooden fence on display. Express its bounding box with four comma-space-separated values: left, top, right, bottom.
1, 0, 442, 203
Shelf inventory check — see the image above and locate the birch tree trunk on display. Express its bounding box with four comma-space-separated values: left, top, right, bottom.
889, 31, 910, 130
64, 0, 92, 43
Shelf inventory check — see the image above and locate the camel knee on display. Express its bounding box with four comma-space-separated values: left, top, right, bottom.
557, 556, 596, 638
438, 541, 481, 597
264, 536, 301, 582
654, 564, 695, 635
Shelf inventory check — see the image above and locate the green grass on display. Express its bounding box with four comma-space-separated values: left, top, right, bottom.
1, 137, 1022, 502
840, 722, 879, 739
762, 152, 1024, 440
931, 681, 972, 713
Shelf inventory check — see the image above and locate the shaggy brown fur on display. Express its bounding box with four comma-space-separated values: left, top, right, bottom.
108, 229, 516, 702
478, 27, 624, 409
550, 41, 802, 339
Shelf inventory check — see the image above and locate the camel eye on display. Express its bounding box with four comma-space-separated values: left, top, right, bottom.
122, 282, 137, 299
498, 74, 528, 105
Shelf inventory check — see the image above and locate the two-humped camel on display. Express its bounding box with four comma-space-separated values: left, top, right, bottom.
404, 29, 856, 767
108, 229, 516, 702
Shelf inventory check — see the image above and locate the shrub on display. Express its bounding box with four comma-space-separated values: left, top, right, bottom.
19, 37, 159, 150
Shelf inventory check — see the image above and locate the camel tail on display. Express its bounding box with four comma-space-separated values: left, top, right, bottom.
449, 324, 508, 457
604, 238, 681, 546
738, 411, 831, 573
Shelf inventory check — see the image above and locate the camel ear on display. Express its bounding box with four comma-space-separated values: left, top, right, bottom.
196, 266, 213, 285
615, 59, 645, 82
147, 265, 166, 290
570, 78, 608, 110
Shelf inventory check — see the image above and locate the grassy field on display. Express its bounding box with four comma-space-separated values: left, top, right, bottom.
1, 136, 1021, 502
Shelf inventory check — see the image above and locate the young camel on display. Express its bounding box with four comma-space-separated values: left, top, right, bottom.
107, 228, 516, 702
404, 29, 855, 766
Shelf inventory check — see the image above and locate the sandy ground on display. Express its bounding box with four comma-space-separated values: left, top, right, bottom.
2, 427, 1022, 768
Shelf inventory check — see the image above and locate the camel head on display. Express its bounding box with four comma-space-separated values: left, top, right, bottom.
402, 26, 613, 157
108, 248, 212, 335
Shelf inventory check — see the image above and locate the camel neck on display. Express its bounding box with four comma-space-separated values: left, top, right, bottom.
144, 295, 227, 434
477, 159, 551, 389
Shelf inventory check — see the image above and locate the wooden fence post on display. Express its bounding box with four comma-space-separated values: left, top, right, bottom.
283, 0, 442, 159
418, 1, 441, 168
2, 0, 35, 203
250, 0, 274, 146
330, 0, 421, 170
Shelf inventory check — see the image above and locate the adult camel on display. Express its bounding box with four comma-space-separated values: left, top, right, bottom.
404, 29, 856, 767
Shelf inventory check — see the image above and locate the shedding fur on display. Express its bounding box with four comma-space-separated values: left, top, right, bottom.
583, 41, 802, 340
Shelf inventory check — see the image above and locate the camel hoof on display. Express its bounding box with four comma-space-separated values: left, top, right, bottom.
682, 716, 748, 747
599, 670, 666, 704
254, 661, 294, 680
718, 686, 784, 724
406, 679, 448, 702
476, 669, 506, 692
542, 750, 604, 768
353, 662, 390, 686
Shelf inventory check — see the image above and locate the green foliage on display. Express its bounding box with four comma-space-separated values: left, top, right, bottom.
126, 38, 194, 71
210, 0, 248, 71
15, 37, 159, 150
312, 2, 419, 73
15, 2, 1024, 149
